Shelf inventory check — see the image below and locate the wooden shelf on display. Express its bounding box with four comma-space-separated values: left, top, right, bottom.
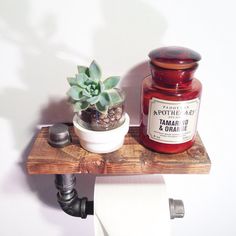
27, 126, 211, 175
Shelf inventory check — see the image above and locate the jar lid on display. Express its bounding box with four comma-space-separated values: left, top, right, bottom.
149, 46, 201, 70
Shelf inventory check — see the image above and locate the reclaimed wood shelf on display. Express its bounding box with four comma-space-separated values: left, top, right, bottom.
27, 126, 210, 175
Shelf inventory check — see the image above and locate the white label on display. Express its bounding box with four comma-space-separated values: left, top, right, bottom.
147, 98, 200, 144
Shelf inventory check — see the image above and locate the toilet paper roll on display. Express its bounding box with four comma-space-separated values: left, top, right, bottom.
94, 175, 171, 236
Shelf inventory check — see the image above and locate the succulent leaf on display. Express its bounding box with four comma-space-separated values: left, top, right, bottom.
82, 89, 92, 98
99, 92, 110, 107
77, 65, 89, 76
79, 96, 90, 102
108, 89, 123, 105
95, 101, 108, 113
103, 76, 120, 90
67, 86, 82, 101
76, 73, 89, 88
67, 77, 78, 86
99, 81, 105, 93
87, 95, 100, 105
93, 89, 99, 95
89, 60, 101, 80
74, 101, 89, 112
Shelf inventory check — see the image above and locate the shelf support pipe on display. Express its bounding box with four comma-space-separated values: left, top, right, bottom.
55, 174, 94, 219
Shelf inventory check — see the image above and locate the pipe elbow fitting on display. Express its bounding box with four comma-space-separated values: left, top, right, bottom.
55, 174, 93, 219
57, 190, 88, 218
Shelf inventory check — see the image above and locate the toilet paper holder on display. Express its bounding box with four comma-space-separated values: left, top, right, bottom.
50, 124, 185, 220
55, 173, 184, 219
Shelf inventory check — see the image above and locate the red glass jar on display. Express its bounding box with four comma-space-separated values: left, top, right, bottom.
140, 46, 202, 153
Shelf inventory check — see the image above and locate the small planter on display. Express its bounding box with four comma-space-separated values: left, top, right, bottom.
73, 113, 130, 153
67, 60, 130, 153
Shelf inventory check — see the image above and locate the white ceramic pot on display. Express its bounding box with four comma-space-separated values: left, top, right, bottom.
73, 113, 130, 153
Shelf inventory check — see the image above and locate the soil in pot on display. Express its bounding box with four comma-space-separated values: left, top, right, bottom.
78, 103, 125, 131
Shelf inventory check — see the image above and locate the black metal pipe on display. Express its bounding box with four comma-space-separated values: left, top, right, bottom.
55, 174, 94, 219
48, 124, 93, 219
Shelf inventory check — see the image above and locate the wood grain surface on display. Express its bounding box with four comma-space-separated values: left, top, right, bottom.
27, 126, 211, 175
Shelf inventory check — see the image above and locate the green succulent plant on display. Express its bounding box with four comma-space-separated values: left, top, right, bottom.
67, 60, 123, 113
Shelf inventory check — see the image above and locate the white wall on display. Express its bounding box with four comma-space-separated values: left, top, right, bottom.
0, 0, 235, 235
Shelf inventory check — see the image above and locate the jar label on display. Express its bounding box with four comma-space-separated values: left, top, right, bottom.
147, 98, 200, 144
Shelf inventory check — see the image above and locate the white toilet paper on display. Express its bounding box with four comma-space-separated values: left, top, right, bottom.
94, 175, 171, 236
